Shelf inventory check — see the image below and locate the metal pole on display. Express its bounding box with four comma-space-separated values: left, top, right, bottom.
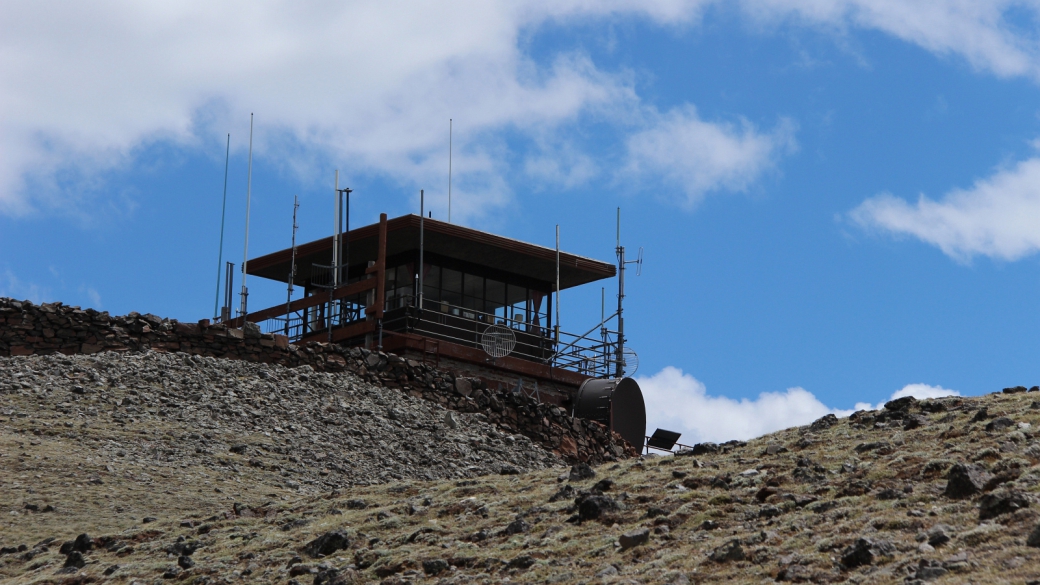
555, 225, 560, 345
214, 133, 230, 320
448, 119, 452, 223
285, 195, 299, 337
616, 207, 625, 379
239, 114, 254, 318
419, 189, 424, 311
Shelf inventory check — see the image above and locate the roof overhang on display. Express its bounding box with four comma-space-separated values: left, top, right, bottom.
246, 214, 615, 290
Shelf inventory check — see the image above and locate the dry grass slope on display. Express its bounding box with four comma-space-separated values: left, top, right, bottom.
4, 354, 1040, 584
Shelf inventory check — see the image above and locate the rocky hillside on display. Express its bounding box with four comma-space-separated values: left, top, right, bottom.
4, 353, 1040, 584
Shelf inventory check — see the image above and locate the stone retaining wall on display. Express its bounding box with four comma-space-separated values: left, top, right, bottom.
0, 298, 636, 463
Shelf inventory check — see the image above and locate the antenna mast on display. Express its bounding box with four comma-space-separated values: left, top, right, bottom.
419, 189, 425, 310
285, 195, 299, 337
240, 114, 254, 318
213, 133, 230, 320
615, 208, 624, 378
448, 119, 453, 223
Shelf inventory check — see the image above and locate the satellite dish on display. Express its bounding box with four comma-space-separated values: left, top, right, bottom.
480, 324, 516, 358
620, 347, 639, 377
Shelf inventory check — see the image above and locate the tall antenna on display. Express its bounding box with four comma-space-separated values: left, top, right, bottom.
555, 224, 560, 345
213, 133, 230, 320
448, 118, 452, 223
615, 207, 643, 378
419, 189, 425, 310
240, 114, 254, 318
285, 195, 299, 337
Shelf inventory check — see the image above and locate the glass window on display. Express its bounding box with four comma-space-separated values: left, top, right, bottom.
442, 268, 462, 294
507, 284, 527, 326
485, 279, 506, 322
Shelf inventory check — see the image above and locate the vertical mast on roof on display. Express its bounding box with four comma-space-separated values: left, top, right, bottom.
214, 133, 230, 321
615, 208, 624, 378
240, 114, 254, 318
555, 225, 560, 345
419, 190, 425, 310
285, 195, 299, 337
448, 119, 452, 223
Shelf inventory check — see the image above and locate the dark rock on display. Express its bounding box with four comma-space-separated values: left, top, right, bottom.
177, 555, 194, 569
499, 465, 520, 475
709, 540, 745, 563
577, 494, 619, 522
503, 516, 530, 535
875, 488, 903, 500
759, 505, 782, 519
422, 559, 449, 576
507, 555, 535, 570
1030, 386, 1040, 393
903, 415, 928, 430
229, 444, 248, 454
700, 520, 719, 530
619, 527, 650, 550
972, 408, 989, 422
302, 530, 351, 558
914, 559, 948, 581
1002, 386, 1028, 394
978, 489, 1030, 521
944, 463, 991, 499
671, 470, 688, 479
63, 551, 86, 569
985, 417, 1015, 432
692, 442, 719, 455
103, 565, 119, 576
344, 499, 367, 510
1027, 523, 1040, 547
839, 538, 893, 569
592, 478, 615, 492
60, 534, 92, 555
755, 486, 778, 502
927, 524, 953, 547
884, 396, 917, 411
549, 484, 575, 503
568, 462, 595, 481
809, 414, 838, 431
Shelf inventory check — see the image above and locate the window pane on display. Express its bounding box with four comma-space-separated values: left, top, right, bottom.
423, 264, 440, 291
485, 279, 505, 309
442, 268, 462, 294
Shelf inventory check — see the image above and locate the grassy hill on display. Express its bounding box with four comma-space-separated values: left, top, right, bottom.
3, 352, 1040, 584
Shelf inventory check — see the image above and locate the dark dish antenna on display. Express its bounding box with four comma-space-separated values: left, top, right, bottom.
480, 324, 516, 359
284, 195, 299, 337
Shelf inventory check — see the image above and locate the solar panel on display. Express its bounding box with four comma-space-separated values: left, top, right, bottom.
647, 428, 682, 451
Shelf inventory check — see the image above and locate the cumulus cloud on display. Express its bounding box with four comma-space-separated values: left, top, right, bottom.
636, 366, 960, 444
622, 108, 796, 206
636, 366, 834, 444
850, 158, 1040, 262
740, 1, 1040, 80
0, 1, 753, 220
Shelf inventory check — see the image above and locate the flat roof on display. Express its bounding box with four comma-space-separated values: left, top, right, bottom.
246, 214, 616, 290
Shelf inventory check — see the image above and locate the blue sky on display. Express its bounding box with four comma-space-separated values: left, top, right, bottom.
5, 2, 1040, 442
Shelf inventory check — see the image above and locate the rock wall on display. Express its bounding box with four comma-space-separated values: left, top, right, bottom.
0, 298, 636, 464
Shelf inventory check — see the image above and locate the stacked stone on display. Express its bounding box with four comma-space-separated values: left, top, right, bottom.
0, 298, 635, 464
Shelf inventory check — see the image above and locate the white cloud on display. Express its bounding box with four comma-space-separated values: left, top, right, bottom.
850, 158, 1040, 261
740, 1, 1040, 80
637, 366, 960, 444
0, 1, 739, 221
622, 107, 796, 207
637, 366, 835, 444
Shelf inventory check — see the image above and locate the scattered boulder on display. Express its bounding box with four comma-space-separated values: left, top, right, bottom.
1002, 386, 1028, 394
503, 516, 530, 535
985, 417, 1015, 432
913, 559, 948, 581
1026, 524, 1040, 548
302, 530, 351, 558
422, 559, 449, 576
576, 495, 619, 522
927, 524, 953, 547
884, 396, 917, 411
903, 415, 928, 430
63, 551, 86, 569
619, 528, 650, 550
972, 408, 989, 422
709, 540, 745, 563
809, 414, 838, 431
692, 442, 719, 455
569, 463, 595, 481
839, 538, 893, 570
944, 463, 991, 499
978, 489, 1030, 521
177, 555, 194, 569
